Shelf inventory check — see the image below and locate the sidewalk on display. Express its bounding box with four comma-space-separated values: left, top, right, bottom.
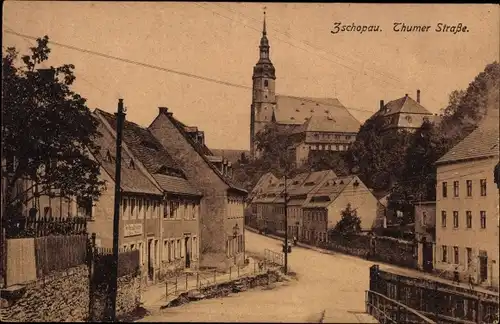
246, 226, 499, 297
140, 257, 268, 310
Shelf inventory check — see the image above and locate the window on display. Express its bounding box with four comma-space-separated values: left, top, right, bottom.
453, 181, 459, 197
466, 180, 472, 197
442, 182, 448, 198
466, 248, 472, 268
441, 211, 447, 227
480, 211, 486, 229
77, 196, 93, 219
453, 211, 459, 228
192, 203, 196, 219
421, 212, 427, 226
138, 199, 143, 219
122, 199, 129, 220
454, 246, 459, 264
442, 246, 447, 262
345, 135, 350, 140
466, 211, 472, 228
184, 202, 189, 220
131, 199, 136, 219
480, 179, 487, 196
264, 80, 268, 87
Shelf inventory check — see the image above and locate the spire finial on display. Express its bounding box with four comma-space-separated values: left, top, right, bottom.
263, 6, 267, 36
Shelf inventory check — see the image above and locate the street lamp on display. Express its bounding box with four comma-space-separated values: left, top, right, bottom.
233, 223, 240, 264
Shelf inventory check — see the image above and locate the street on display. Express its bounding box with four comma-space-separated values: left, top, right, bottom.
138, 231, 378, 323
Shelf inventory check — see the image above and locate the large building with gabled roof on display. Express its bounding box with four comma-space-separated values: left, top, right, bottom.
434, 116, 499, 288
149, 107, 248, 269
249, 12, 361, 164
95, 109, 203, 276
374, 90, 439, 133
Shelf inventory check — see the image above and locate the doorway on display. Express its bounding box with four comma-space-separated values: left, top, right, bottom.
185, 237, 191, 268
422, 240, 434, 273
147, 239, 154, 281
479, 251, 488, 283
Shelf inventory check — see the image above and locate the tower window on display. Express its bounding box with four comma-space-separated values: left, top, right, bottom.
264, 80, 268, 87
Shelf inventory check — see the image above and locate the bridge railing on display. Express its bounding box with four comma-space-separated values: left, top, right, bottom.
366, 289, 436, 324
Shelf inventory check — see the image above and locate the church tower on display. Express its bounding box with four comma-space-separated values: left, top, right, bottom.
250, 10, 277, 159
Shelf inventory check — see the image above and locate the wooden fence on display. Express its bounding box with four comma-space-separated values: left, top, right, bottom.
5, 216, 87, 238
34, 235, 88, 278
369, 264, 500, 324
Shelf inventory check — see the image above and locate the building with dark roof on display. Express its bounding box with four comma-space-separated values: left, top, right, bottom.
434, 117, 499, 288
249, 13, 361, 164
95, 109, 203, 276
89, 110, 166, 285
373, 91, 438, 133
149, 107, 248, 270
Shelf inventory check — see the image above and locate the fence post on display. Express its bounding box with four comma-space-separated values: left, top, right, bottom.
229, 266, 232, 281
237, 265, 240, 278
196, 272, 199, 290
185, 273, 188, 291
253, 261, 256, 275
165, 280, 168, 299
214, 270, 216, 285
175, 274, 178, 294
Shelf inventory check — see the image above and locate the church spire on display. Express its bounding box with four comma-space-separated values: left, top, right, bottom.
263, 9, 267, 36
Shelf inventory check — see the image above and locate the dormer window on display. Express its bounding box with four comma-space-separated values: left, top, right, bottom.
295, 109, 300, 112
129, 159, 136, 170
291, 117, 295, 120
301, 102, 305, 106
353, 180, 360, 187
339, 180, 344, 185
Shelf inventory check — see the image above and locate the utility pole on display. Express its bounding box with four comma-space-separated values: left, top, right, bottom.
109, 98, 126, 322
284, 173, 288, 275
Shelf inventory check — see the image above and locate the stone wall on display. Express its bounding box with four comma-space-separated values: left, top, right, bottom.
116, 274, 141, 319
0, 265, 89, 322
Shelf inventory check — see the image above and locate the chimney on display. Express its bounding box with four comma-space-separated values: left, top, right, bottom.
158, 107, 169, 115
379, 100, 385, 111
417, 89, 421, 103
405, 93, 408, 98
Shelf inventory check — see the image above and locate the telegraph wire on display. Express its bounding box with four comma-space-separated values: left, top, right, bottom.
210, 3, 403, 85
195, 3, 399, 90
4, 28, 383, 115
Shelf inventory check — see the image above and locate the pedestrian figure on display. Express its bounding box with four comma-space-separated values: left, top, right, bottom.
468, 275, 474, 291
293, 236, 297, 246
453, 266, 460, 284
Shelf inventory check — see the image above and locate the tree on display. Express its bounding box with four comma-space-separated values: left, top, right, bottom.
330, 203, 362, 236
306, 150, 350, 176
2, 36, 105, 218
345, 114, 412, 191
388, 120, 452, 224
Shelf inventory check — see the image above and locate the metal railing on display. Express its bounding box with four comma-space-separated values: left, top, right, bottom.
163, 258, 277, 301
366, 290, 436, 324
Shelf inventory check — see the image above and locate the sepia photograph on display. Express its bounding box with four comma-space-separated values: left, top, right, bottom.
1, 2, 499, 323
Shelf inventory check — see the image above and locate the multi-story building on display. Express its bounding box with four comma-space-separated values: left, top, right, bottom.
89, 110, 165, 284
374, 91, 439, 134
414, 201, 436, 273
301, 175, 381, 245
149, 107, 248, 269
95, 109, 203, 275
434, 118, 499, 288
249, 13, 361, 160
246, 172, 279, 228
249, 170, 336, 239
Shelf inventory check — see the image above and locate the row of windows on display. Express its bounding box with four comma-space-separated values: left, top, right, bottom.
312, 133, 354, 141
228, 200, 245, 219
166, 200, 198, 220
441, 179, 487, 198
123, 236, 199, 267
441, 245, 475, 268
304, 230, 327, 242
309, 143, 350, 151
304, 212, 327, 222
122, 198, 161, 220
441, 210, 487, 229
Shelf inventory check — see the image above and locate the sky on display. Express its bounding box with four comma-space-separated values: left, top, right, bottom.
3, 2, 499, 150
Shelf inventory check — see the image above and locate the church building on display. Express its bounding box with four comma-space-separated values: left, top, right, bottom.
249, 12, 362, 166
